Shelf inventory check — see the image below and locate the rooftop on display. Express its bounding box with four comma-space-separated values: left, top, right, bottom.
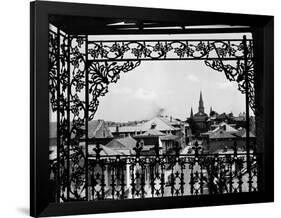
109, 116, 180, 133
49, 120, 113, 139
105, 136, 137, 154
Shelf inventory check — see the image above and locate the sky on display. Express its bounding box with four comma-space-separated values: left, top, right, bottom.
93, 60, 247, 122
50, 32, 253, 122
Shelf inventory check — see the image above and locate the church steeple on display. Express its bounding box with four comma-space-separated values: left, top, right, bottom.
198, 91, 204, 113
209, 106, 213, 116
190, 107, 194, 118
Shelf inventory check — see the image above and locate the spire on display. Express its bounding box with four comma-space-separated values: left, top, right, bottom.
209, 106, 213, 116
198, 91, 204, 113
200, 91, 203, 104
190, 107, 194, 118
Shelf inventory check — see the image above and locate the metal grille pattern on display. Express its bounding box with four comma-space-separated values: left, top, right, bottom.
50, 143, 259, 200
49, 24, 257, 202
87, 39, 253, 61
87, 38, 255, 112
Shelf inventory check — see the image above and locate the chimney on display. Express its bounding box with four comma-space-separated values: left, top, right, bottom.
219, 124, 226, 131
170, 116, 172, 122
116, 125, 119, 133
151, 122, 157, 129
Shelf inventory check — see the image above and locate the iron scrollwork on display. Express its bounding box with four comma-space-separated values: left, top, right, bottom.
49, 30, 141, 202
204, 40, 255, 113
87, 40, 252, 61
49, 25, 257, 202
88, 60, 141, 120
88, 39, 255, 113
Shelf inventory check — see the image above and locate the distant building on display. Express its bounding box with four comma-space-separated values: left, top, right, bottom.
109, 116, 181, 136
105, 136, 137, 155
201, 122, 256, 153
184, 122, 192, 144
207, 110, 248, 130
133, 123, 165, 155
160, 134, 181, 155
108, 116, 186, 154
49, 119, 114, 148
87, 120, 114, 145
189, 91, 208, 135
109, 116, 184, 140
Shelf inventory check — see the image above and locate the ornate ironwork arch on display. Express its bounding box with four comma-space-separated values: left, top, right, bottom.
86, 38, 255, 113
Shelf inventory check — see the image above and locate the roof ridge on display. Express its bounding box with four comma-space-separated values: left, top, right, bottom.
114, 137, 136, 150
92, 120, 104, 137
101, 144, 122, 155
156, 117, 175, 130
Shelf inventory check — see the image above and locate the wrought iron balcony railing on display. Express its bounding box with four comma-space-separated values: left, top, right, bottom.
49, 142, 260, 202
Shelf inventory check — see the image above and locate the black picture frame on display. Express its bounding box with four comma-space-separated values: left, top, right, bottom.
30, 1, 274, 217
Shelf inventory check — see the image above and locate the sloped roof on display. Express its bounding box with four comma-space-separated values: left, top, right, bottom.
49, 120, 113, 139
204, 122, 239, 139
211, 122, 239, 133
209, 130, 236, 139
205, 123, 255, 139
140, 117, 177, 131
160, 116, 182, 126
117, 136, 137, 149
105, 136, 137, 150
234, 128, 256, 138
88, 120, 113, 138
109, 116, 179, 133
139, 128, 166, 136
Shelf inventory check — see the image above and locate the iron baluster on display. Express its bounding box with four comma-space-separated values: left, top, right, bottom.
199, 162, 204, 194
110, 161, 116, 199
130, 160, 136, 199
149, 159, 156, 197
100, 160, 106, 200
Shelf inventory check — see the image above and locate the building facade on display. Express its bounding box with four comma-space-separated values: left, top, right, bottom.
189, 91, 208, 135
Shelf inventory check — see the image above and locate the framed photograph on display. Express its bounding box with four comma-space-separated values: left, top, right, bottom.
30, 1, 274, 217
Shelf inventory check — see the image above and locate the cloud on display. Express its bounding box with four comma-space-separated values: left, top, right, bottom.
134, 88, 157, 100
186, 74, 199, 82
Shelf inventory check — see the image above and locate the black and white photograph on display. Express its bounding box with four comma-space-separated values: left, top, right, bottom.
1, 0, 280, 217
48, 15, 260, 202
